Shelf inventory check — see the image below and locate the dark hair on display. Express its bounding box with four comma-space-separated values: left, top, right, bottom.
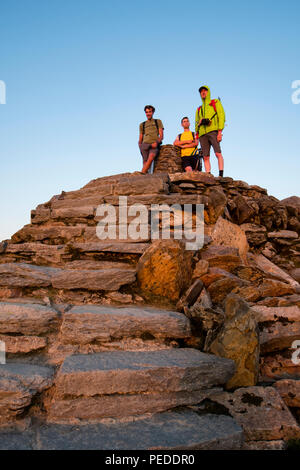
144, 105, 155, 113
199, 86, 208, 93
181, 116, 189, 123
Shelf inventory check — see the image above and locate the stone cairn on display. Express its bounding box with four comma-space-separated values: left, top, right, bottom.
0, 145, 299, 450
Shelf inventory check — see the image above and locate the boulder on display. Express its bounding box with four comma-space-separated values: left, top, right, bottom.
211, 217, 249, 262
208, 294, 260, 389
137, 240, 193, 302
207, 386, 300, 441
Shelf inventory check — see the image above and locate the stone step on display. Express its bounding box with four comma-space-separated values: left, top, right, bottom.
0, 241, 149, 267
47, 349, 235, 421
0, 302, 192, 358
59, 305, 192, 345
0, 410, 243, 450
0, 262, 136, 291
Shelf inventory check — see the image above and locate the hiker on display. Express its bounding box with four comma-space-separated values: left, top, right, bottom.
195, 85, 225, 177
138, 105, 164, 174
173, 117, 199, 172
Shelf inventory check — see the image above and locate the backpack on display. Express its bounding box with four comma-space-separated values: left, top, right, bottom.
178, 131, 195, 141
197, 98, 219, 121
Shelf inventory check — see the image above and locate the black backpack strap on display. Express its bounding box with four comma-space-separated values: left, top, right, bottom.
155, 119, 159, 133
192, 132, 195, 140
142, 121, 146, 135
178, 133, 182, 141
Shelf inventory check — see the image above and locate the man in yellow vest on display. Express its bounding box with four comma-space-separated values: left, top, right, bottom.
174, 117, 199, 172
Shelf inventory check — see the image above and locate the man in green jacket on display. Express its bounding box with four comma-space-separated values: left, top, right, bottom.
195, 85, 225, 177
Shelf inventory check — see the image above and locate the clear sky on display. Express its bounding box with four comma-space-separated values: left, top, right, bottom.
0, 0, 299, 242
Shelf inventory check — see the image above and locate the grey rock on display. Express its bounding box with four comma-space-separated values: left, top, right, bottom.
0, 301, 59, 335
60, 305, 191, 345
0, 410, 243, 450
0, 263, 58, 287
53, 349, 235, 397
51, 267, 136, 291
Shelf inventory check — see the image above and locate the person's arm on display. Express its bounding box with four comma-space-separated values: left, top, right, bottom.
216, 100, 225, 142
174, 135, 182, 147
195, 108, 202, 139
152, 123, 164, 148
158, 127, 164, 143
138, 123, 143, 145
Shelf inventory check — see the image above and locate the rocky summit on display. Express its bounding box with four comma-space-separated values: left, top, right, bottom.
0, 147, 299, 450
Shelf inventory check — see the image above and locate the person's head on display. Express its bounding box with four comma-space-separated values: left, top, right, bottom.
199, 86, 208, 100
144, 105, 155, 120
181, 117, 190, 130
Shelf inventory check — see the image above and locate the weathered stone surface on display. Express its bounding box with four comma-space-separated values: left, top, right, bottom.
11, 226, 84, 244
0, 302, 59, 335
249, 253, 300, 289
290, 268, 300, 283
63, 260, 134, 270
0, 363, 54, 424
208, 294, 260, 389
259, 322, 300, 353
0, 335, 47, 354
53, 349, 235, 397
0, 263, 58, 287
137, 240, 193, 302
169, 172, 216, 185
48, 389, 221, 422
251, 305, 300, 323
242, 440, 286, 450
232, 194, 256, 224
273, 379, 300, 408
259, 279, 294, 298
0, 410, 243, 450
177, 280, 203, 311
200, 267, 235, 288
268, 230, 298, 239
207, 387, 300, 441
60, 305, 191, 345
47, 349, 235, 421
260, 353, 300, 381
51, 267, 136, 291
72, 241, 149, 253
192, 259, 209, 280
205, 188, 227, 224
201, 246, 242, 272
211, 217, 249, 262
207, 276, 245, 304
240, 223, 267, 246
2, 243, 66, 266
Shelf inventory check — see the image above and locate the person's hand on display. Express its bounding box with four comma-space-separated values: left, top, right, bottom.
217, 131, 223, 142
151, 142, 158, 149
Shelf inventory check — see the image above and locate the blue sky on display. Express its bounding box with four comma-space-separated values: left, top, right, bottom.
0, 0, 299, 241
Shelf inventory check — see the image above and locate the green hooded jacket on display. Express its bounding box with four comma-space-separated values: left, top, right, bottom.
195, 85, 225, 137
